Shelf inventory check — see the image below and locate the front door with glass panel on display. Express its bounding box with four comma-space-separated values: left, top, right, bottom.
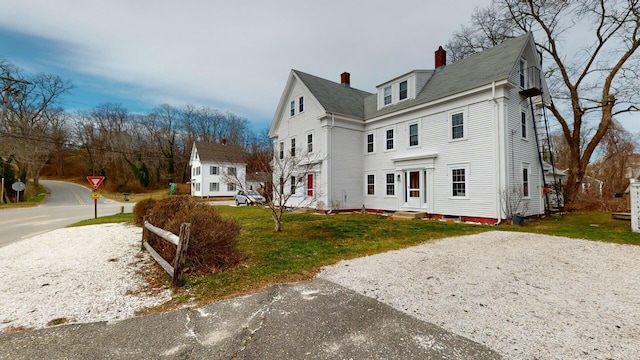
406, 171, 421, 208
404, 170, 432, 210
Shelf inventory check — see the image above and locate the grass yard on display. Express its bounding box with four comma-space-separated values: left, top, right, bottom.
71, 206, 640, 308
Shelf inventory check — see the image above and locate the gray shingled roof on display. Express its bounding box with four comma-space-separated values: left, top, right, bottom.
194, 141, 246, 164
293, 70, 373, 118
295, 33, 530, 121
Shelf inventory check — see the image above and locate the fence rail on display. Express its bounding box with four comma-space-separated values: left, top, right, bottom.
142, 218, 191, 288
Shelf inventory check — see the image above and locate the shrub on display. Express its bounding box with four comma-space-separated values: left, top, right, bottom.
133, 198, 157, 226
147, 196, 194, 229
144, 197, 242, 274
165, 205, 242, 273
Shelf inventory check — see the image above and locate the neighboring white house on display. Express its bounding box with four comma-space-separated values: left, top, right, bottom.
189, 141, 246, 198
269, 33, 551, 224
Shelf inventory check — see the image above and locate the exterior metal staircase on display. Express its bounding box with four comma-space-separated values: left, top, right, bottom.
520, 66, 563, 213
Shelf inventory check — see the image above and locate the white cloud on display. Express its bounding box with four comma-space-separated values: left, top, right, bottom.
0, 0, 488, 122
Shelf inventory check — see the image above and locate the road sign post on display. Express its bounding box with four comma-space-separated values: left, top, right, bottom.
12, 180, 25, 203
86, 176, 105, 219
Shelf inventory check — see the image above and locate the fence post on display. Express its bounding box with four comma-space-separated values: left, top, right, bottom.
172, 223, 191, 287
141, 215, 149, 250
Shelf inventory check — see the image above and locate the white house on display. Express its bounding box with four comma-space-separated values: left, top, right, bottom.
269, 33, 550, 223
189, 141, 246, 198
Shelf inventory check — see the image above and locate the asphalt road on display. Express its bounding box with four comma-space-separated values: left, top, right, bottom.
0, 180, 134, 248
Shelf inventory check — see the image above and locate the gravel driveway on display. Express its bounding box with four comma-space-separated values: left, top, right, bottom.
318, 231, 640, 360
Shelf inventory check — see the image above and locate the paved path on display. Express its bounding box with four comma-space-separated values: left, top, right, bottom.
0, 279, 501, 359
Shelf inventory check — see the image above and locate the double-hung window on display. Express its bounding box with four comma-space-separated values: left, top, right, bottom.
409, 123, 418, 146
299, 96, 304, 113
290, 138, 296, 156
210, 182, 219, 192
399, 80, 408, 100
451, 112, 464, 140
227, 167, 236, 176
386, 173, 395, 196
521, 111, 527, 139
279, 142, 284, 159
290, 176, 296, 194
210, 166, 219, 175
386, 129, 394, 150
367, 174, 375, 195
366, 133, 374, 153
383, 86, 392, 105
307, 133, 313, 153
522, 165, 530, 197
290, 100, 295, 116
227, 183, 236, 191
451, 167, 467, 197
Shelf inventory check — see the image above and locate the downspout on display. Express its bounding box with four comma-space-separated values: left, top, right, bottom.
492, 81, 502, 225
329, 113, 335, 211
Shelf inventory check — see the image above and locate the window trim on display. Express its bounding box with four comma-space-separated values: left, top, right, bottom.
521, 110, 528, 139
366, 173, 375, 196
366, 132, 375, 154
522, 163, 530, 198
299, 96, 304, 113
449, 164, 470, 199
408, 122, 419, 147
399, 80, 408, 101
290, 138, 296, 157
519, 59, 527, 88
383, 86, 392, 105
279, 141, 284, 160
449, 109, 467, 141
210, 166, 219, 175
290, 100, 295, 116
385, 128, 395, 151
385, 173, 395, 196
209, 182, 219, 192
307, 132, 313, 153
290, 176, 296, 195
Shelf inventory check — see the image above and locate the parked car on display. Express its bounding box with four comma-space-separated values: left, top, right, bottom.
235, 189, 265, 206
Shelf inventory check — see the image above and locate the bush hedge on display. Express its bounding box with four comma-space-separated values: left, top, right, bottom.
144, 196, 242, 274
133, 198, 157, 225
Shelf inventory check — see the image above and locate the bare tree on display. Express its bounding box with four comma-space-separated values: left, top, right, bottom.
447, 0, 640, 210
0, 70, 72, 196
224, 143, 323, 232
589, 120, 637, 194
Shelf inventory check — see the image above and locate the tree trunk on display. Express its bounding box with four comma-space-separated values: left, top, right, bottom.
271, 212, 282, 232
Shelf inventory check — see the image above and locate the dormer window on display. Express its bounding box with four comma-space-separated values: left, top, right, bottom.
399, 81, 408, 100
383, 86, 392, 105
377, 73, 419, 109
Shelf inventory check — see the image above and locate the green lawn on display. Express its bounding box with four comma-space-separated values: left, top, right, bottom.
69, 207, 640, 308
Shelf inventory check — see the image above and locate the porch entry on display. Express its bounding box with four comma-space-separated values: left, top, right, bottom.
403, 170, 432, 210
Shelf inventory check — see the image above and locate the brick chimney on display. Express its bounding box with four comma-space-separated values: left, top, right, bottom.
340, 72, 350, 88
435, 46, 446, 69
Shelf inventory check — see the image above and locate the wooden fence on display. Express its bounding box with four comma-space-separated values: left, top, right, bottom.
142, 218, 191, 288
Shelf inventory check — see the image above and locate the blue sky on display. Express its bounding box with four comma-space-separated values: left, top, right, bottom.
1, 1, 638, 135
0, 0, 490, 132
